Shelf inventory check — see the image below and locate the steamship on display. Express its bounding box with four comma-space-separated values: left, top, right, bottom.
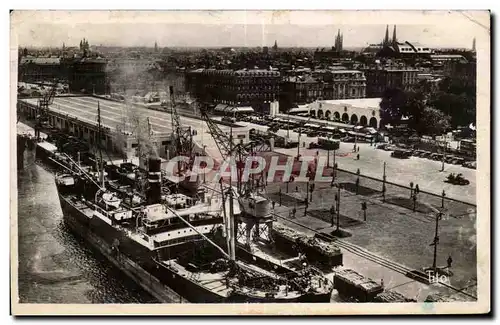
53, 106, 333, 303
49, 98, 333, 303
55, 155, 333, 303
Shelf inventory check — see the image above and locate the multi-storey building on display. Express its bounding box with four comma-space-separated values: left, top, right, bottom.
185, 68, 280, 114
280, 70, 366, 111
68, 57, 109, 94
18, 57, 69, 83
362, 67, 419, 97
443, 60, 476, 88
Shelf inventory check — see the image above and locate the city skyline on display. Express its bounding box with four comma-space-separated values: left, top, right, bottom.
11, 11, 487, 49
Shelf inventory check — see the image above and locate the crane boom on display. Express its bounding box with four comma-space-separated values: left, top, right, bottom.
196, 102, 271, 195
169, 86, 194, 173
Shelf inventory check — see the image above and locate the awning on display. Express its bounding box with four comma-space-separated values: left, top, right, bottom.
304, 123, 320, 128
348, 131, 367, 137
233, 106, 254, 113
214, 104, 228, 111
289, 107, 309, 113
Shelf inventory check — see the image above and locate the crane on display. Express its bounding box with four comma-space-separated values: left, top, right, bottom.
196, 102, 271, 196
197, 102, 275, 249
168, 85, 194, 175
35, 78, 58, 140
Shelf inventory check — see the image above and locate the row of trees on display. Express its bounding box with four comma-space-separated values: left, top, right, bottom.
379, 77, 476, 136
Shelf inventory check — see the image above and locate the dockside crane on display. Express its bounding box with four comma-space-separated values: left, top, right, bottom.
35, 78, 59, 140
197, 103, 275, 248
168, 85, 194, 175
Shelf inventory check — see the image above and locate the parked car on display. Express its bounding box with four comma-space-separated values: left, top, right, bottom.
385, 145, 397, 151
462, 161, 477, 169
391, 149, 412, 159
445, 173, 470, 185
421, 151, 432, 158
307, 131, 319, 137
445, 156, 457, 164
341, 136, 356, 143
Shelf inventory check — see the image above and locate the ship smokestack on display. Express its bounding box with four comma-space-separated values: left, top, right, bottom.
147, 157, 162, 205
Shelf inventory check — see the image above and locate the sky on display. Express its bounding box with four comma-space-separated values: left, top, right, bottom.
10, 10, 490, 49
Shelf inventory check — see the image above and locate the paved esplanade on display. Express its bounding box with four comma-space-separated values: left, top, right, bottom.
240, 121, 476, 205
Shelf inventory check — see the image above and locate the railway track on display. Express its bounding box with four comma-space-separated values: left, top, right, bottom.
272, 213, 478, 300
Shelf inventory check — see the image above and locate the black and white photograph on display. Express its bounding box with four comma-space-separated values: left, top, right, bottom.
10, 10, 490, 315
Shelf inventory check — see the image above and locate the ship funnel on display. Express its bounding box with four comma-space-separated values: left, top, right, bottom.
147, 157, 162, 205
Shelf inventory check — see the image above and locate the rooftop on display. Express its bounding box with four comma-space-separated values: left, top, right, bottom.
319, 98, 382, 109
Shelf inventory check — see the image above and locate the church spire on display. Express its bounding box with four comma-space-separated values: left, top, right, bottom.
383, 25, 390, 46
392, 25, 397, 46
335, 29, 343, 51
472, 37, 476, 52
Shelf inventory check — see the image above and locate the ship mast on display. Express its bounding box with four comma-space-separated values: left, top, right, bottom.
97, 101, 105, 189
228, 126, 236, 262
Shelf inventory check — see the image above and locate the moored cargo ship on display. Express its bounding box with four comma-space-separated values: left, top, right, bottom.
55, 155, 334, 303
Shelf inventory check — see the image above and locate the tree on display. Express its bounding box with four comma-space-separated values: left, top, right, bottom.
420, 107, 452, 136
379, 87, 426, 133
428, 77, 476, 128
379, 88, 407, 126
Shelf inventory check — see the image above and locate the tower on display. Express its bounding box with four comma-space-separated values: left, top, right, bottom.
392, 25, 397, 47
273, 40, 278, 51
154, 41, 158, 52
383, 25, 390, 46
472, 37, 476, 52
335, 29, 343, 51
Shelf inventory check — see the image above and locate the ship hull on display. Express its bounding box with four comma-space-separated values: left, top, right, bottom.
57, 194, 187, 303
230, 291, 332, 303
57, 192, 230, 303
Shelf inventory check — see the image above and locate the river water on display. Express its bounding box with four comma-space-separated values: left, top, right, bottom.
16, 148, 156, 303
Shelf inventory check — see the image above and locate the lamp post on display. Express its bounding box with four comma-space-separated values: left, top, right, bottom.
335, 185, 341, 231
410, 182, 414, 198
441, 190, 446, 209
330, 205, 336, 227
356, 168, 360, 195
382, 161, 387, 201
431, 212, 443, 272
297, 128, 301, 159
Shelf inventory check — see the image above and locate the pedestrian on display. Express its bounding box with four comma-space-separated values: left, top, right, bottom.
292, 207, 297, 218
357, 153, 360, 160
272, 201, 275, 210
447, 255, 453, 268
357, 146, 360, 152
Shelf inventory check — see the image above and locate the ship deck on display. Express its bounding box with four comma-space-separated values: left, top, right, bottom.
65, 194, 95, 218
162, 260, 233, 297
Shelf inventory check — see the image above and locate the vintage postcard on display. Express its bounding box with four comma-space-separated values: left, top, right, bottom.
10, 10, 490, 315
